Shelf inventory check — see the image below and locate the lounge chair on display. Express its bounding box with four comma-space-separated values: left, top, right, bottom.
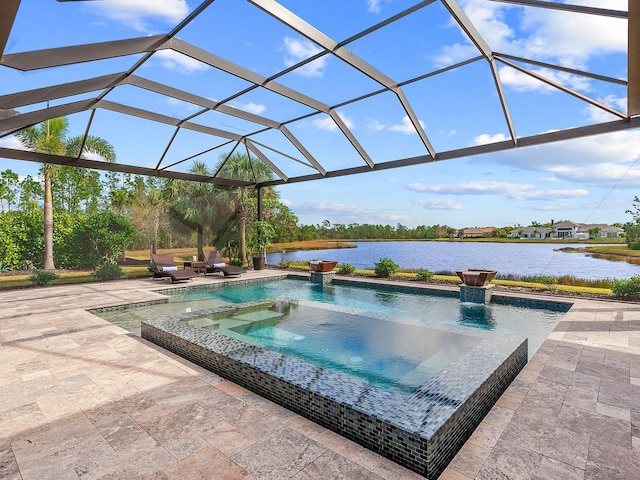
203, 250, 246, 277
150, 253, 198, 283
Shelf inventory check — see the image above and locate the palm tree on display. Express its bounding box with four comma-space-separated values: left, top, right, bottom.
15, 117, 115, 269
214, 152, 275, 263
164, 161, 235, 260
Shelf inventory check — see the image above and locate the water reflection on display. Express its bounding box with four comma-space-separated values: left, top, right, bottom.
589, 253, 640, 265
374, 291, 399, 306
458, 303, 496, 330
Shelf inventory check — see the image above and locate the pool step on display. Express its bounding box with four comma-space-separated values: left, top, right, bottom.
232, 309, 284, 323
396, 349, 458, 389
249, 326, 305, 344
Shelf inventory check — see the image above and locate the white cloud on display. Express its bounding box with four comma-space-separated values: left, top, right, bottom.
388, 116, 424, 135
304, 202, 371, 215
154, 50, 208, 74
312, 117, 337, 131
541, 176, 560, 183
282, 37, 328, 78
415, 198, 463, 210
547, 163, 640, 185
227, 100, 268, 115
84, 151, 107, 161
585, 95, 627, 122
460, 0, 514, 49
289, 200, 412, 224
508, 188, 589, 201
366, 119, 387, 132
166, 97, 199, 112
436, 0, 627, 69
367, 0, 383, 14
0, 135, 23, 149
482, 130, 640, 187
433, 0, 511, 66
472, 133, 508, 146
408, 180, 533, 195
408, 180, 589, 203
89, 0, 189, 32
498, 66, 592, 93
432, 43, 479, 68
518, 3, 626, 67
364, 116, 424, 135
312, 112, 355, 131
238, 102, 267, 115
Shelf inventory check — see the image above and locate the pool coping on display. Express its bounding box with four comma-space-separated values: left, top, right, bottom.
145, 272, 574, 313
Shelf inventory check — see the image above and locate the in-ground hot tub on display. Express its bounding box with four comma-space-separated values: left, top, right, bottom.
142, 298, 527, 479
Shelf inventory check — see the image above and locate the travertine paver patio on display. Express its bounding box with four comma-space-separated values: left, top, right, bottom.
0, 271, 638, 479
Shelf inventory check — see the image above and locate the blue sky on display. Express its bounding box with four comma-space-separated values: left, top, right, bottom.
1, 0, 638, 229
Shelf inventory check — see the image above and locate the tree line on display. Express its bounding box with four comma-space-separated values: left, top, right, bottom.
0, 117, 298, 273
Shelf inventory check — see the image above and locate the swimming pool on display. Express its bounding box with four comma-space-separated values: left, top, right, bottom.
134, 275, 570, 478
166, 276, 567, 357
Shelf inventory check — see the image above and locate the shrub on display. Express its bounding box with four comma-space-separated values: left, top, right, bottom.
0, 210, 44, 270
61, 211, 135, 269
228, 258, 245, 267
374, 257, 399, 277
611, 276, 640, 298
92, 260, 125, 281
629, 241, 640, 250
28, 269, 59, 287
434, 270, 456, 276
338, 262, 356, 274
540, 275, 558, 290
416, 269, 434, 280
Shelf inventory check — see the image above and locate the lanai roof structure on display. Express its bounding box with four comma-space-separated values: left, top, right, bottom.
0, 0, 638, 190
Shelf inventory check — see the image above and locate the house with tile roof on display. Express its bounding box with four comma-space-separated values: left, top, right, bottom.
508, 221, 623, 239
461, 227, 495, 238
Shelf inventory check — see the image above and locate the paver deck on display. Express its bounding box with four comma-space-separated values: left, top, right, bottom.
0, 271, 638, 479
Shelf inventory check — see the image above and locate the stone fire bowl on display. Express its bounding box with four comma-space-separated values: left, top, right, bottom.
456, 269, 497, 287
309, 261, 338, 272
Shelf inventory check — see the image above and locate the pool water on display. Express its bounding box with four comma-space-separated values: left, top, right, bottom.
170, 278, 565, 357
183, 300, 482, 392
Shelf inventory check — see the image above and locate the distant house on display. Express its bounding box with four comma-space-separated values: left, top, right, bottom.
552, 221, 580, 238
509, 221, 623, 239
461, 227, 495, 238
508, 227, 553, 239
576, 224, 624, 239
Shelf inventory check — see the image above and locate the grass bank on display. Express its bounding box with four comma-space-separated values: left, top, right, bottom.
280, 263, 613, 297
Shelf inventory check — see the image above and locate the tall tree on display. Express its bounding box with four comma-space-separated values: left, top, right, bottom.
15, 117, 116, 269
214, 152, 275, 263
17, 175, 43, 212
129, 176, 170, 255
165, 162, 235, 260
54, 166, 103, 215
0, 169, 19, 213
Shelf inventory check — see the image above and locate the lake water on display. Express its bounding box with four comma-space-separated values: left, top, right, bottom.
267, 241, 640, 280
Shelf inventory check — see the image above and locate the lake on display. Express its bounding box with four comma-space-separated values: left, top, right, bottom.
266, 241, 640, 280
